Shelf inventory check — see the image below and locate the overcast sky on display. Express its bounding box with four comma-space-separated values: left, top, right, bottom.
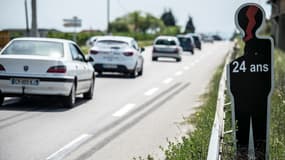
0, 0, 271, 38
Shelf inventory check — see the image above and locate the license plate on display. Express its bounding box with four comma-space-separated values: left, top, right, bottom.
11, 78, 40, 86
103, 64, 117, 69
103, 56, 119, 61
103, 56, 113, 61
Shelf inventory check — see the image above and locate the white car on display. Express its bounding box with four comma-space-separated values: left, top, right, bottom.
89, 36, 144, 78
86, 36, 101, 47
152, 36, 183, 62
0, 37, 95, 108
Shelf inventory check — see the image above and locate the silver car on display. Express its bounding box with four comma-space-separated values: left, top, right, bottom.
152, 36, 183, 62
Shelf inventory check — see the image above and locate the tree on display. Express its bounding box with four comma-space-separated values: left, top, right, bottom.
143, 13, 165, 34
109, 11, 165, 34
109, 19, 130, 32
128, 11, 142, 32
185, 16, 195, 33
161, 9, 176, 26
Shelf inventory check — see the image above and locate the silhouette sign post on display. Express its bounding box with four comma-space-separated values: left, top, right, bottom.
227, 3, 274, 159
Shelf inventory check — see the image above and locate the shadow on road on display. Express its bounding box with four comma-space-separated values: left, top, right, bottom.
96, 73, 137, 79
0, 96, 89, 112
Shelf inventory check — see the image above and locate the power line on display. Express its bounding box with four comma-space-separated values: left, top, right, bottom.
116, 0, 130, 13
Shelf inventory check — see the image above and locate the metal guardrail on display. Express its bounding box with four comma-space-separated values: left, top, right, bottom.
207, 49, 233, 160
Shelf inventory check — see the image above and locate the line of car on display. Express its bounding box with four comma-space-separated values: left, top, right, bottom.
152, 34, 202, 62
0, 34, 204, 108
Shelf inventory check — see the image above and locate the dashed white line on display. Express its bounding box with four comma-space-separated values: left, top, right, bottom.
112, 103, 136, 117
163, 78, 173, 84
183, 66, 190, 70
46, 134, 92, 160
144, 88, 159, 96
175, 71, 183, 76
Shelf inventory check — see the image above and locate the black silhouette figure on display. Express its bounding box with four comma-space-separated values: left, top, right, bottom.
228, 4, 273, 160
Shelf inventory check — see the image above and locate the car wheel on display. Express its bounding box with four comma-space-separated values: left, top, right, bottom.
138, 64, 143, 76
63, 83, 76, 108
130, 69, 137, 78
83, 77, 95, 100
176, 58, 181, 62
97, 71, 102, 76
152, 57, 157, 61
0, 95, 4, 106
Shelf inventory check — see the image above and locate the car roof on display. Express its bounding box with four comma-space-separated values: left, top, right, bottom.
96, 36, 134, 43
177, 34, 188, 38
156, 36, 177, 40
186, 33, 201, 37
177, 34, 193, 39
11, 37, 75, 44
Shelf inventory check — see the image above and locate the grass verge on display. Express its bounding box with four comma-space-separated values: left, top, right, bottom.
222, 42, 285, 159
270, 49, 285, 159
160, 62, 225, 160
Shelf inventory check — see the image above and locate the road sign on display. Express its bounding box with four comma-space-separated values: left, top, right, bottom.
63, 16, 81, 27
227, 3, 274, 160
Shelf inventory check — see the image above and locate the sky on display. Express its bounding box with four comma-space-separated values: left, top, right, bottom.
0, 0, 271, 38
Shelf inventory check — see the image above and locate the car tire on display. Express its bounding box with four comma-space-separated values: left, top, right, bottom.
63, 83, 76, 108
129, 69, 137, 78
138, 65, 143, 76
97, 71, 102, 76
0, 95, 4, 106
152, 57, 157, 61
176, 58, 181, 62
83, 77, 95, 100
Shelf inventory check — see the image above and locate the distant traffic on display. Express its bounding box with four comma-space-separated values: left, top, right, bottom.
0, 33, 221, 108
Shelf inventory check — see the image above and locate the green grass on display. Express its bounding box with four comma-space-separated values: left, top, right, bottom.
222, 41, 285, 159
160, 63, 225, 160
80, 45, 90, 55
138, 40, 153, 48
136, 40, 285, 159
133, 50, 226, 160
270, 49, 285, 159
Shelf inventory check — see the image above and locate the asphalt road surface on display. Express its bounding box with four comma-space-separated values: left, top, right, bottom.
0, 41, 233, 160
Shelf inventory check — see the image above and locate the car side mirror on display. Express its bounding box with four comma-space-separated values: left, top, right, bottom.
140, 47, 145, 53
85, 55, 94, 62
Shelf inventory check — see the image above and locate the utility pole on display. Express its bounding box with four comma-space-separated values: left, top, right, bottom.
31, 0, 39, 37
107, 0, 110, 34
24, 0, 30, 36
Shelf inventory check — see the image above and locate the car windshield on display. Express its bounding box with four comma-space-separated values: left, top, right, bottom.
193, 36, 199, 42
155, 39, 176, 46
2, 40, 64, 58
96, 40, 129, 48
178, 37, 191, 44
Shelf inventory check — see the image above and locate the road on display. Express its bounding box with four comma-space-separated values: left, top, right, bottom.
0, 41, 233, 160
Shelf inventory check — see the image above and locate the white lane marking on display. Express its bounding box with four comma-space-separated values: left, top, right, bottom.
112, 103, 136, 117
46, 134, 92, 160
163, 78, 173, 84
175, 71, 183, 76
144, 88, 159, 96
183, 66, 190, 70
